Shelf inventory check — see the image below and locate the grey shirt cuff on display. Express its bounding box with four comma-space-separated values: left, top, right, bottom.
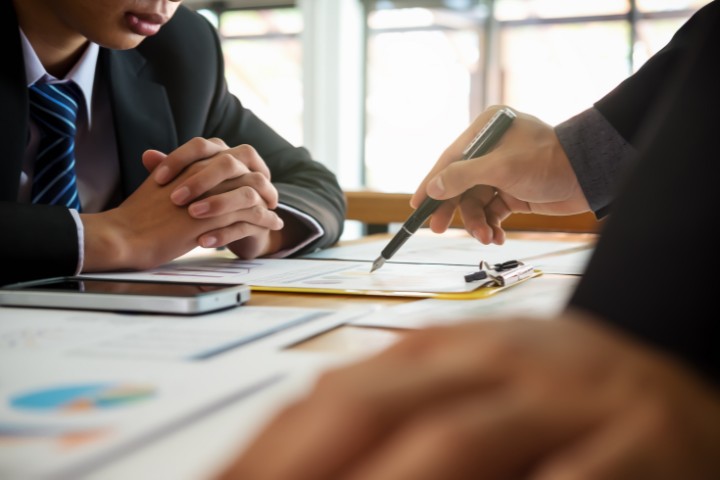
554, 107, 636, 218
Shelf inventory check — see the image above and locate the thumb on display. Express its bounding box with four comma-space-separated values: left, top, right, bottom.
426, 152, 506, 200
142, 149, 167, 173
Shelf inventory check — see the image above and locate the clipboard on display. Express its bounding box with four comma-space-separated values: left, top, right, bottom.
251, 263, 541, 300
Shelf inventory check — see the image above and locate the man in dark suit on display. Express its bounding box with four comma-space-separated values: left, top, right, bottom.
218, 2, 720, 479
1, 0, 345, 286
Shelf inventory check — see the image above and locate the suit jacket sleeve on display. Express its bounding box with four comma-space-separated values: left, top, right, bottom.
0, 203, 80, 285
135, 7, 346, 255
554, 107, 636, 218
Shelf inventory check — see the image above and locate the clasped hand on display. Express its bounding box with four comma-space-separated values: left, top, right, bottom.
146, 137, 284, 256
82, 137, 284, 272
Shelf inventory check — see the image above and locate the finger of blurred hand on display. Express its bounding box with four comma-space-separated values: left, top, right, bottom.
532, 405, 657, 480
532, 388, 720, 480
343, 390, 593, 480
218, 327, 513, 480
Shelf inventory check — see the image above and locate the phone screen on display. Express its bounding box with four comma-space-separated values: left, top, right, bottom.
13, 279, 232, 297
0, 278, 249, 314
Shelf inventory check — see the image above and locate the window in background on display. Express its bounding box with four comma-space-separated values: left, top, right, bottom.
197, 5, 304, 147
364, 0, 708, 193
496, 3, 630, 126
364, 8, 485, 192
499, 22, 630, 126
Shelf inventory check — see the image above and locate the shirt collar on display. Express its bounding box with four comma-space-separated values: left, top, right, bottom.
19, 27, 99, 126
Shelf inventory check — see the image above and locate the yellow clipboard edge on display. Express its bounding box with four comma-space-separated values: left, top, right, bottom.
250, 269, 543, 300
250, 286, 437, 298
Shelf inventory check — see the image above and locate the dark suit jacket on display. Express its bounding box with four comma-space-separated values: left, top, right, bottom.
0, 4, 346, 286
570, 1, 720, 382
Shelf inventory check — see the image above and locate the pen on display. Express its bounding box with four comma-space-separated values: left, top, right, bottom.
370, 107, 516, 273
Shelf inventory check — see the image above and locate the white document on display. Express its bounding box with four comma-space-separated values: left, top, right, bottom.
82, 257, 495, 295
0, 305, 364, 479
0, 306, 351, 362
304, 230, 595, 275
352, 274, 580, 329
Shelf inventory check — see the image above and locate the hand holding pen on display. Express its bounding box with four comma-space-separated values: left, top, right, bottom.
411, 107, 593, 246
371, 107, 516, 273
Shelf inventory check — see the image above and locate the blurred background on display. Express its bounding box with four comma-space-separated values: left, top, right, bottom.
182, 0, 708, 195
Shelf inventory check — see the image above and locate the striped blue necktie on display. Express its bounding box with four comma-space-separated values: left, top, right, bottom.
29, 82, 82, 211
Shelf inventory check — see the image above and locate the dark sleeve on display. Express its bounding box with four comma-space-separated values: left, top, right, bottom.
568, 3, 720, 383
0, 3, 81, 286
209, 104, 346, 254
555, 108, 636, 218
594, 1, 720, 146
0, 203, 79, 286
144, 7, 346, 255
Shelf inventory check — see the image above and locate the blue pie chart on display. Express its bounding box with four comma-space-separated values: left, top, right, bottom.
10, 383, 155, 412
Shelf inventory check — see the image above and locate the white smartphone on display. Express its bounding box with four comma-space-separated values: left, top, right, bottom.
0, 277, 250, 315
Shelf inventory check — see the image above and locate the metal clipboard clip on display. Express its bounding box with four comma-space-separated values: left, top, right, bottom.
464, 260, 535, 287
487, 263, 535, 287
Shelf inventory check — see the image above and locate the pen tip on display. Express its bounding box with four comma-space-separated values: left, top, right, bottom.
370, 256, 385, 273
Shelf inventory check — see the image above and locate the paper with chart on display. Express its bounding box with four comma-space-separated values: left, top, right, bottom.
304, 230, 596, 275
81, 256, 515, 297
0, 305, 362, 479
